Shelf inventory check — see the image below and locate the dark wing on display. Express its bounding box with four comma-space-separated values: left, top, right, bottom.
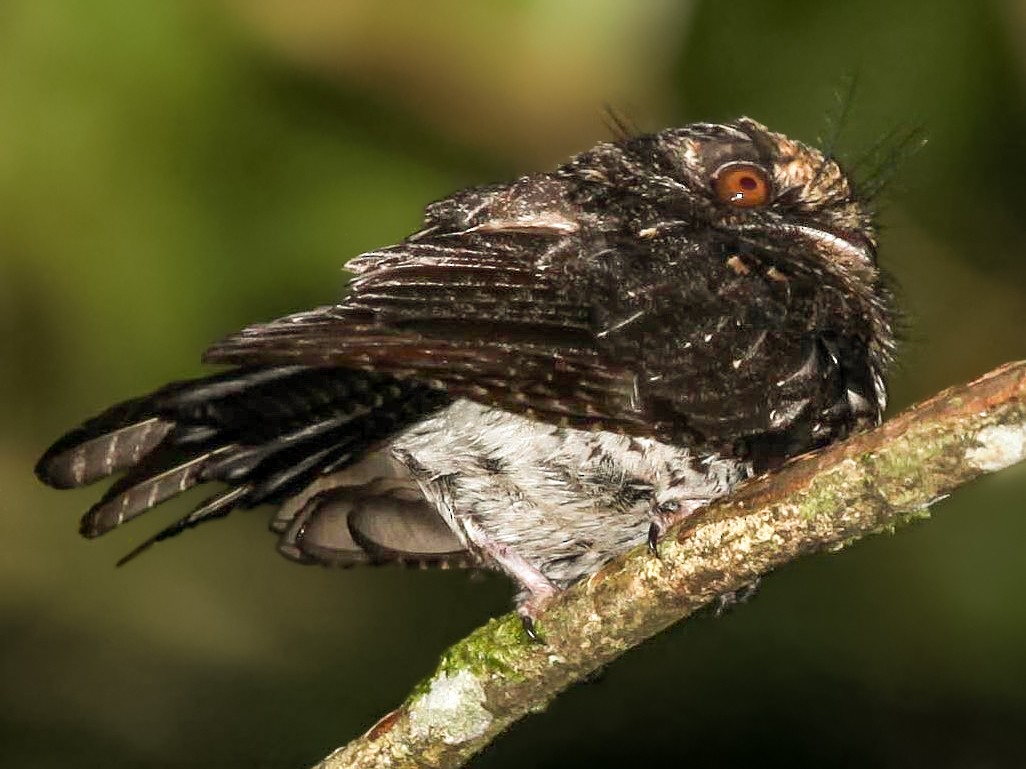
204, 228, 873, 456
204, 231, 650, 433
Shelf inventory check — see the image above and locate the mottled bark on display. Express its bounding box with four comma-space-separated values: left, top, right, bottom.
313, 361, 1026, 769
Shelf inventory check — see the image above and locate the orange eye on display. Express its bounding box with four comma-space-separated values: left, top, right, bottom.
712, 162, 772, 209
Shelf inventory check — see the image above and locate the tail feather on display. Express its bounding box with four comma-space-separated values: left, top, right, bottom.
80, 443, 237, 537
37, 365, 450, 560
37, 414, 173, 489
115, 487, 251, 566
34, 366, 308, 488
199, 408, 372, 483
248, 443, 353, 505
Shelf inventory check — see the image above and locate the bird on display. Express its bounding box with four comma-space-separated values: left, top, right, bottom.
35, 117, 896, 626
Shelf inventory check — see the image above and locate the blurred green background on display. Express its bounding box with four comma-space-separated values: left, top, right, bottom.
3, 1, 1026, 767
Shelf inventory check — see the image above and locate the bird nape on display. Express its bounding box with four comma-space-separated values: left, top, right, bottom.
36, 117, 895, 626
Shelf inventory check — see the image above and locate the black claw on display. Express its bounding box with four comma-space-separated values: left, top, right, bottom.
647, 520, 663, 557
520, 614, 545, 644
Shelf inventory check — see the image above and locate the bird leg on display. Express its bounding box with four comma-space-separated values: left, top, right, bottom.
461, 517, 559, 640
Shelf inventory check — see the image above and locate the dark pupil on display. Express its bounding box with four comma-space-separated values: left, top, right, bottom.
738, 175, 758, 191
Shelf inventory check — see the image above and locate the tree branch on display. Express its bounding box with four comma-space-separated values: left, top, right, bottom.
313, 361, 1026, 769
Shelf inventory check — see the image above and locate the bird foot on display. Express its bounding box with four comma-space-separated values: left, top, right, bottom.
647, 499, 707, 557
516, 584, 560, 643
462, 517, 559, 642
